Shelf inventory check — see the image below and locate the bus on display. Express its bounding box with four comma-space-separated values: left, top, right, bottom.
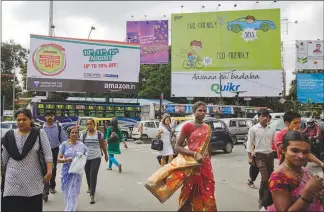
29, 100, 141, 129
141, 103, 271, 120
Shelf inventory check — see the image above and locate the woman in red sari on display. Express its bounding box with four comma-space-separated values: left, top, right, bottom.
145, 101, 217, 211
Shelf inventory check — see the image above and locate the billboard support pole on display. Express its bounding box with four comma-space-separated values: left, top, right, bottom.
159, 92, 163, 122
46, 0, 54, 99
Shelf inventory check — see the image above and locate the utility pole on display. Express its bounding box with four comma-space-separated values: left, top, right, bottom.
159, 92, 163, 122
46, 0, 54, 98
12, 46, 16, 119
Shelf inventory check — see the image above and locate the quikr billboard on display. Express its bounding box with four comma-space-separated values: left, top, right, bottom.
171, 9, 282, 97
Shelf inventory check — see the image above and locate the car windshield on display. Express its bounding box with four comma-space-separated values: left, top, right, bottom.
1, 123, 11, 129
1, 122, 17, 129
269, 119, 285, 131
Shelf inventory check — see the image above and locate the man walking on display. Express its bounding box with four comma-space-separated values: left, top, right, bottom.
246, 110, 275, 209
43, 110, 68, 201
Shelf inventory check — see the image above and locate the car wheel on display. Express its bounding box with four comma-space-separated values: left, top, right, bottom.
142, 134, 148, 139
231, 24, 241, 33
232, 135, 238, 145
260, 23, 271, 32
223, 142, 233, 154
122, 132, 128, 141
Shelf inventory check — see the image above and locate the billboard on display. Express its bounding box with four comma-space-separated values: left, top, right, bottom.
297, 73, 324, 103
171, 9, 282, 97
126, 20, 169, 64
27, 35, 140, 93
296, 40, 324, 70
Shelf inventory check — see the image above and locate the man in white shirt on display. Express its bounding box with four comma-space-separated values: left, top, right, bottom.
246, 110, 275, 209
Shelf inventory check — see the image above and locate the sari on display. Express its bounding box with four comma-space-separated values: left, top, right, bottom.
60, 141, 88, 212
262, 167, 324, 211
145, 123, 217, 211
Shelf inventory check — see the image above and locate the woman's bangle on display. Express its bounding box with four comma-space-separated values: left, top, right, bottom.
193, 152, 197, 159
299, 195, 312, 204
63, 159, 66, 163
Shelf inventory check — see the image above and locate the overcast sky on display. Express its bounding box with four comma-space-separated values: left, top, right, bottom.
2, 1, 323, 94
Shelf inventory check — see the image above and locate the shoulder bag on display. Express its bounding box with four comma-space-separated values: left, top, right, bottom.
151, 134, 163, 151
37, 129, 47, 177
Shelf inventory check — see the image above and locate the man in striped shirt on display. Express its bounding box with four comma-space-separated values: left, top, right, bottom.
42, 110, 68, 201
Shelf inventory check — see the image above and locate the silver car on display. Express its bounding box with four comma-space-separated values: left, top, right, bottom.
1, 121, 18, 138
221, 118, 252, 145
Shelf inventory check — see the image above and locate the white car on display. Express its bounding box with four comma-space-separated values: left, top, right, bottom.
1, 121, 18, 138
131, 120, 160, 140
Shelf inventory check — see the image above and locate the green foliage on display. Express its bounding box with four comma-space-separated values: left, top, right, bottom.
1, 40, 28, 110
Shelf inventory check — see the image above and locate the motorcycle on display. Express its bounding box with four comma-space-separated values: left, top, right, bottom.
308, 136, 324, 162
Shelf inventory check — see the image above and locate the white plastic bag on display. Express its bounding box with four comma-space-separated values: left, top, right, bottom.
68, 152, 87, 174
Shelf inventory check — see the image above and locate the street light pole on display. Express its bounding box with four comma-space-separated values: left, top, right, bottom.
219, 70, 235, 105
12, 75, 15, 118
12, 46, 16, 119
88, 26, 95, 39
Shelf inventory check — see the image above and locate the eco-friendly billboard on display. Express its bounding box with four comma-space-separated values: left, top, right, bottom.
296, 40, 324, 70
27, 35, 140, 93
297, 73, 324, 104
126, 20, 169, 64
171, 9, 282, 97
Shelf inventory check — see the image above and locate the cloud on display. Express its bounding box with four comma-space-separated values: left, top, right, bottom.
2, 1, 323, 94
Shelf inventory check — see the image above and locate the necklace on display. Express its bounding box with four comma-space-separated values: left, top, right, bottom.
194, 122, 203, 128
284, 163, 305, 182
284, 163, 323, 202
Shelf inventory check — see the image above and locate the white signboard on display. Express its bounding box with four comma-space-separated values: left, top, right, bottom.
27, 34, 140, 93
3, 110, 14, 116
171, 70, 283, 97
296, 40, 324, 70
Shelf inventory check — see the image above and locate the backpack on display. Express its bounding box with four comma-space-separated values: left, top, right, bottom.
107, 126, 119, 144
81, 131, 102, 143
43, 122, 62, 143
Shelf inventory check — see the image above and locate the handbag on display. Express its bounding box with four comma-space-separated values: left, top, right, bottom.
68, 153, 87, 174
151, 137, 163, 151
37, 129, 47, 177
108, 127, 119, 144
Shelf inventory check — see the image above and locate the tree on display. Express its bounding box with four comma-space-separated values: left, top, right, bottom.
137, 46, 172, 99
1, 40, 28, 110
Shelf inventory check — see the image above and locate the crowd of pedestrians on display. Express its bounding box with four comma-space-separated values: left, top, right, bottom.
1, 109, 126, 212
1, 105, 324, 212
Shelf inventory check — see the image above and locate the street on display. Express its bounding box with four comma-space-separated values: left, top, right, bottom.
44, 141, 323, 211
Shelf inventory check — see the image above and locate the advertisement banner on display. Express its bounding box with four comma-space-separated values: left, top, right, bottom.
171, 9, 282, 97
296, 40, 324, 70
126, 20, 169, 64
27, 34, 140, 93
297, 73, 324, 103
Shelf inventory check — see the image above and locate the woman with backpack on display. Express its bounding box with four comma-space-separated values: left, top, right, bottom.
1, 108, 53, 212
105, 118, 128, 173
80, 118, 108, 204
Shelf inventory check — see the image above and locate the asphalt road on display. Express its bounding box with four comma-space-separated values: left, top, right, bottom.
43, 141, 323, 211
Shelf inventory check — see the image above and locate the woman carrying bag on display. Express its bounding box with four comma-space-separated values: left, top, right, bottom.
57, 126, 88, 212
105, 118, 128, 173
1, 108, 53, 212
157, 115, 174, 166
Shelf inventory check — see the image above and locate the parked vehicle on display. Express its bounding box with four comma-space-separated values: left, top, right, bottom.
221, 118, 251, 145
1, 121, 18, 138
131, 120, 160, 140
309, 136, 324, 162
174, 118, 234, 154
